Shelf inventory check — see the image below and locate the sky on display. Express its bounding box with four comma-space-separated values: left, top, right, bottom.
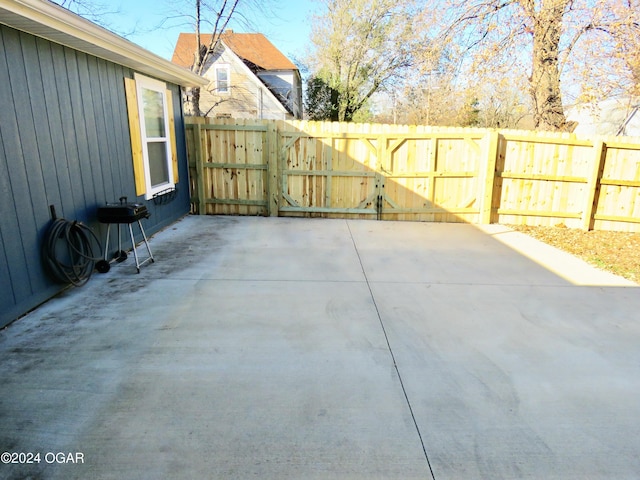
101, 0, 318, 64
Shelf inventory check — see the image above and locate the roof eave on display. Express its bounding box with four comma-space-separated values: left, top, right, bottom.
0, 0, 209, 87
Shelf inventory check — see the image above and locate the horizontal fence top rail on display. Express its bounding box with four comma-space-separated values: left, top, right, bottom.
187, 124, 269, 132
501, 133, 595, 147
278, 131, 488, 140
185, 117, 640, 147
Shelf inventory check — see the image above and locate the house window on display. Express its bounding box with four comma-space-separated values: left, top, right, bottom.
215, 65, 230, 94
126, 73, 177, 200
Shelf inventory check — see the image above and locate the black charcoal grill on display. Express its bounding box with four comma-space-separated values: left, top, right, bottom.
96, 197, 154, 273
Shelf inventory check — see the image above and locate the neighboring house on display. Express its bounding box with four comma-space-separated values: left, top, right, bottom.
172, 31, 303, 120
565, 97, 640, 136
0, 0, 208, 327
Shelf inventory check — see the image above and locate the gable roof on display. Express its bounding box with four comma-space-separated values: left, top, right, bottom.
0, 0, 207, 87
172, 31, 298, 72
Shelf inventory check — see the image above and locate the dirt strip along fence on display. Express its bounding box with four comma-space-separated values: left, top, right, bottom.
185, 117, 640, 232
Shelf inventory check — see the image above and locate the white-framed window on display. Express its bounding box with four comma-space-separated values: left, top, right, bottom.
132, 73, 175, 199
124, 75, 178, 199
215, 65, 230, 94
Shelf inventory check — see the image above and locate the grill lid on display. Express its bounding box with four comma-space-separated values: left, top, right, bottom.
97, 196, 150, 224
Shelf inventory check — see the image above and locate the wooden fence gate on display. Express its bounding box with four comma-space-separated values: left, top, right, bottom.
277, 127, 494, 222
186, 118, 640, 232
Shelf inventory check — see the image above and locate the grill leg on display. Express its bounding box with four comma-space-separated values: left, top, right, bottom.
117, 224, 122, 255
127, 223, 141, 273
104, 224, 111, 261
127, 221, 154, 273
137, 220, 154, 262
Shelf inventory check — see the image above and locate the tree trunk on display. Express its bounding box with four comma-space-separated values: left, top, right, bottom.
330, 88, 340, 121
529, 2, 568, 131
183, 87, 201, 117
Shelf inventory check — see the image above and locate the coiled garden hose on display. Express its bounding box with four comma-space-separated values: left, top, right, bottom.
42, 218, 102, 287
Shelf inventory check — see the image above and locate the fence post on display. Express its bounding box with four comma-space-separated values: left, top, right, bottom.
479, 130, 500, 224
582, 140, 607, 231
193, 124, 206, 215
267, 121, 279, 216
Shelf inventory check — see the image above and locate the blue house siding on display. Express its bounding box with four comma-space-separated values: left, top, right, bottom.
0, 24, 191, 328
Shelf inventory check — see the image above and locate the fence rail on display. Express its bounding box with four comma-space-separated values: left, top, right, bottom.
185, 117, 640, 232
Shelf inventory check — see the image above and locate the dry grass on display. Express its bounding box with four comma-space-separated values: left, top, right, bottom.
509, 225, 640, 284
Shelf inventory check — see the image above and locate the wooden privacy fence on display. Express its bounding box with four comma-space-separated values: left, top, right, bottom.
185, 117, 640, 232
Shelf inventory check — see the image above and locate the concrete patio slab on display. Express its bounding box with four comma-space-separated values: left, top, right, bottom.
1, 216, 639, 479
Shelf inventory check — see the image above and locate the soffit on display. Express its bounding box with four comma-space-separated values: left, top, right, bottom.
0, 0, 208, 87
